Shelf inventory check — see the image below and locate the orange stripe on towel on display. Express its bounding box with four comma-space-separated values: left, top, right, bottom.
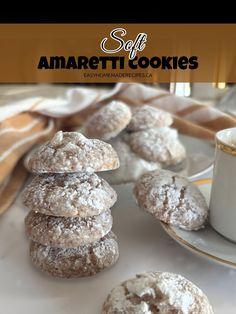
0, 161, 28, 215
0, 117, 55, 185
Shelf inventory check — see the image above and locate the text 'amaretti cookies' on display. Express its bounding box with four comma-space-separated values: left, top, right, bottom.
22, 131, 120, 278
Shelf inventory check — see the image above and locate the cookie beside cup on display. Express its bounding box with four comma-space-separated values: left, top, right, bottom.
133, 169, 209, 231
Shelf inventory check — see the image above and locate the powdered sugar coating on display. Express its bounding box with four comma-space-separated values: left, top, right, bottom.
26, 131, 120, 173
22, 172, 117, 217
25, 209, 113, 248
84, 101, 132, 140
101, 137, 161, 184
127, 127, 186, 166
127, 105, 173, 131
30, 231, 119, 278
102, 272, 213, 314
133, 169, 209, 230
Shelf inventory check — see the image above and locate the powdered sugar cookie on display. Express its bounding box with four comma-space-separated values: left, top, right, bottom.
127, 127, 186, 166
26, 131, 120, 173
30, 231, 119, 278
25, 209, 113, 248
83, 101, 132, 140
22, 172, 117, 217
102, 272, 213, 314
133, 169, 208, 230
127, 105, 173, 131
101, 137, 161, 184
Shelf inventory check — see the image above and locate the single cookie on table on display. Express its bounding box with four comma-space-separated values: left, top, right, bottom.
22, 172, 117, 217
101, 272, 213, 314
101, 137, 161, 184
127, 105, 173, 131
126, 127, 186, 166
83, 101, 132, 140
133, 169, 208, 230
25, 209, 113, 248
30, 231, 119, 278
25, 131, 120, 173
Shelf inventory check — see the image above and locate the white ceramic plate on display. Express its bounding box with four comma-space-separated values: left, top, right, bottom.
174, 135, 214, 180
161, 179, 236, 269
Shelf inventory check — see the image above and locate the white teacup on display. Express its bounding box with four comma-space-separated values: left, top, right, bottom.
210, 127, 236, 242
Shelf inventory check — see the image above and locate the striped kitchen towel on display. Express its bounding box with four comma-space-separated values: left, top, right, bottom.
0, 113, 56, 214
0, 83, 236, 215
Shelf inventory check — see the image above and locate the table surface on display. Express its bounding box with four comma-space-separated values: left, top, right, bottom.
1, 169, 236, 314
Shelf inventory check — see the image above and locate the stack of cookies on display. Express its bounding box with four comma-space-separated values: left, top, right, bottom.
22, 131, 120, 278
83, 102, 186, 184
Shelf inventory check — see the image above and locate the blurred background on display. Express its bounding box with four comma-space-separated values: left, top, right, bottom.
160, 82, 230, 106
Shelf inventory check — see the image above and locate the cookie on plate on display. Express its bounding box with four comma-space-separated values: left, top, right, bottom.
127, 105, 173, 131
30, 231, 119, 278
126, 127, 186, 166
25, 209, 113, 248
83, 101, 132, 140
101, 137, 161, 184
101, 272, 213, 314
22, 172, 117, 217
25, 131, 120, 173
133, 169, 209, 230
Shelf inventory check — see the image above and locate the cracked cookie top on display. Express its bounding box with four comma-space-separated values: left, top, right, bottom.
133, 169, 209, 230
26, 131, 120, 173
25, 209, 113, 248
83, 101, 132, 140
127, 105, 173, 131
102, 271, 213, 314
126, 127, 186, 166
22, 172, 117, 217
30, 231, 119, 278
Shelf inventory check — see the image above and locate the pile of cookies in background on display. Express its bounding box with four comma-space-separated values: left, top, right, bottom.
22, 131, 120, 278
82, 102, 186, 184
82, 100, 209, 232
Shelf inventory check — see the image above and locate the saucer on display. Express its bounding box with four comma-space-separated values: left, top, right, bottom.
161, 178, 236, 269
172, 134, 214, 180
